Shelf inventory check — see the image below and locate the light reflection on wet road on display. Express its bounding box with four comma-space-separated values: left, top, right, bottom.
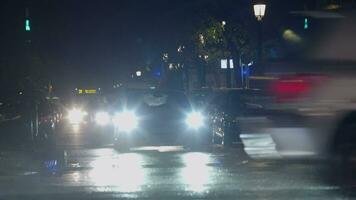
0, 132, 356, 199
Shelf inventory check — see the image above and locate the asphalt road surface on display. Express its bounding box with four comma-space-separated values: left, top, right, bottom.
1, 129, 356, 200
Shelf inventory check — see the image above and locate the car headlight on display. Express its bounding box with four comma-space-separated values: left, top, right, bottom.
186, 111, 204, 129
112, 111, 138, 132
67, 108, 87, 124
95, 112, 110, 126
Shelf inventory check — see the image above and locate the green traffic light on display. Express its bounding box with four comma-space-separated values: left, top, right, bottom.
25, 19, 31, 31
304, 18, 308, 29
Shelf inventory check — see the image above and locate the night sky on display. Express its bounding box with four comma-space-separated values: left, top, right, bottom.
0, 0, 308, 92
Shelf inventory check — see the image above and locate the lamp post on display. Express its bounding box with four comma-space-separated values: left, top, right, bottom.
253, 4, 266, 21
253, 3, 266, 75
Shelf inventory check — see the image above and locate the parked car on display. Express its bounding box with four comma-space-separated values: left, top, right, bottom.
0, 88, 59, 147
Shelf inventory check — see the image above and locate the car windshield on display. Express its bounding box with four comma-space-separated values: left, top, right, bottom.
118, 89, 190, 109
2, 1, 356, 200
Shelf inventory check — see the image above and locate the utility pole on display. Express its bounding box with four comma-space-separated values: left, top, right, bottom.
226, 58, 232, 88
24, 7, 39, 141
24, 7, 33, 76
199, 58, 206, 88
25, 7, 31, 44
222, 21, 233, 88
25, 8, 31, 32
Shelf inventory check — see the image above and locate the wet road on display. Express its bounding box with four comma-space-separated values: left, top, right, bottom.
1, 131, 356, 199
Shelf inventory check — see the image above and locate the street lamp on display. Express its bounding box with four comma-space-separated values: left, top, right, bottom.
136, 71, 142, 77
253, 4, 266, 21
253, 3, 266, 75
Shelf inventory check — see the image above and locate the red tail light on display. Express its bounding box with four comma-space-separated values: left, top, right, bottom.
270, 75, 326, 103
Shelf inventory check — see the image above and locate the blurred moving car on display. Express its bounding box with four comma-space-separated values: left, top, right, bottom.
239, 72, 356, 160
239, 13, 356, 161
112, 88, 211, 151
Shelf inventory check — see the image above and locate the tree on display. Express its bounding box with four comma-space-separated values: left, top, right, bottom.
225, 22, 255, 64
193, 18, 229, 65
191, 17, 255, 87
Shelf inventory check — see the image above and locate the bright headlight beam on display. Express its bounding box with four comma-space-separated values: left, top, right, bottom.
186, 111, 204, 129
95, 112, 110, 126
113, 111, 138, 132
68, 108, 86, 124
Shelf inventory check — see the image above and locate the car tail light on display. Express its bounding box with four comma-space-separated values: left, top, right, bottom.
269, 74, 327, 103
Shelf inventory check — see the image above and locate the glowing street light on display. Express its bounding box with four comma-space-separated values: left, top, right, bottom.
253, 4, 266, 21
253, 3, 266, 75
136, 71, 142, 77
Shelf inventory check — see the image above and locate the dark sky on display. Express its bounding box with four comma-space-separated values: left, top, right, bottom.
0, 0, 307, 91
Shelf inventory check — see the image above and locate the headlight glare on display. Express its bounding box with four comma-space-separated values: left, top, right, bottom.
95, 112, 110, 126
113, 111, 138, 132
186, 111, 204, 129
68, 108, 86, 124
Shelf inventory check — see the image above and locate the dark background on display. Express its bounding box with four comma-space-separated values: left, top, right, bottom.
0, 0, 314, 93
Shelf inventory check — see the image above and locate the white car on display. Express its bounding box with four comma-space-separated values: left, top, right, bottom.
239, 72, 356, 160
240, 12, 356, 160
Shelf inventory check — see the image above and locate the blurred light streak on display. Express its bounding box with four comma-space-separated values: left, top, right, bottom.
283, 29, 302, 43
180, 153, 211, 192
71, 124, 81, 133
71, 172, 81, 183
89, 153, 145, 192
131, 146, 184, 152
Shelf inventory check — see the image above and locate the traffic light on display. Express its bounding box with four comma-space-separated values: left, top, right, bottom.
25, 19, 31, 31
304, 18, 308, 29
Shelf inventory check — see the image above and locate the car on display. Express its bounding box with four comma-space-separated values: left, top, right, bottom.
237, 72, 356, 162
0, 88, 59, 148
62, 91, 115, 138
112, 88, 211, 152
237, 13, 356, 161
